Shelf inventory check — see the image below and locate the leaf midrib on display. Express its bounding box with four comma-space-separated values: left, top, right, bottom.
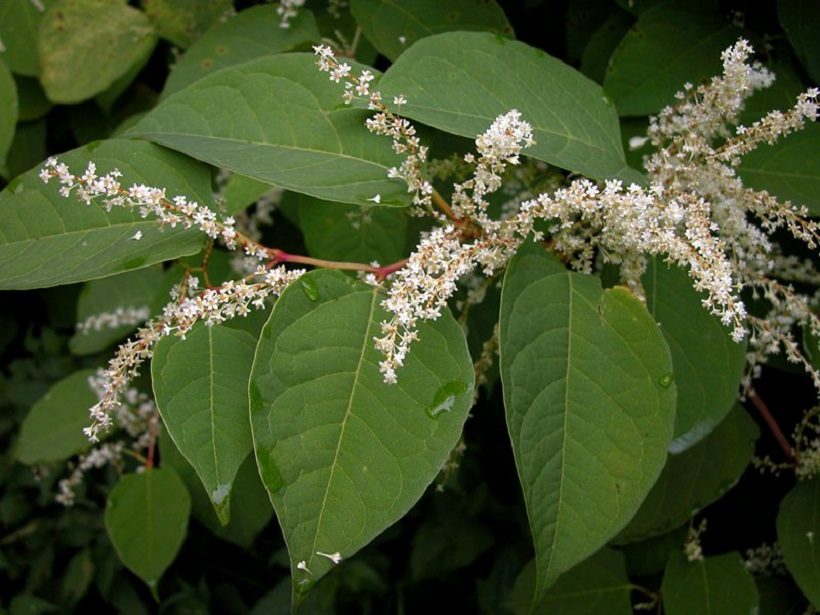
308, 288, 378, 565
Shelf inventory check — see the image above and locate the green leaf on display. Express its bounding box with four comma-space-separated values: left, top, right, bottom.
662, 552, 759, 615
249, 270, 474, 593
757, 576, 811, 615
16, 369, 96, 464
499, 244, 675, 599
162, 5, 320, 97
739, 123, 820, 217
643, 259, 747, 450
622, 525, 688, 577
580, 10, 633, 84
0, 60, 18, 169
0, 0, 57, 76
617, 405, 758, 543
130, 54, 411, 207
777, 477, 820, 608
39, 0, 158, 104
2, 120, 47, 181
603, 2, 740, 116
349, 0, 513, 62
378, 32, 637, 182
142, 0, 233, 49
69, 266, 171, 356
152, 323, 257, 525
221, 174, 275, 216
160, 431, 273, 548
0, 139, 206, 290
297, 194, 408, 265
778, 0, 820, 83
105, 468, 190, 592
61, 548, 94, 604
15, 76, 52, 122
507, 549, 633, 614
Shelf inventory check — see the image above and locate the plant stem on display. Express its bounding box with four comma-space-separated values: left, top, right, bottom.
432, 188, 459, 222
272, 250, 407, 279
747, 389, 795, 462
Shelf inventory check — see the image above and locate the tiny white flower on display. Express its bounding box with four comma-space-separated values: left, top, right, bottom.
367, 194, 381, 204
130, 230, 143, 241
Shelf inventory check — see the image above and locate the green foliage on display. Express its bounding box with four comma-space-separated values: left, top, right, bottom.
350, 0, 513, 62
661, 552, 759, 614
0, 60, 18, 169
161, 6, 321, 97
508, 549, 633, 614
250, 270, 473, 593
0, 0, 57, 77
777, 477, 820, 608
38, 0, 157, 104
617, 405, 759, 543
603, 1, 740, 116
642, 258, 747, 450
142, 0, 233, 49
0, 139, 205, 289
379, 32, 639, 182
152, 323, 257, 524
499, 244, 675, 598
131, 54, 411, 207
16, 369, 96, 464
739, 124, 820, 216
1, 1, 819, 612
105, 468, 191, 592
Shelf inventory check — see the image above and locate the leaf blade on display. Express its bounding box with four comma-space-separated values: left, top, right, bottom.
499, 244, 675, 599
0, 139, 206, 290
249, 270, 474, 594
152, 323, 258, 525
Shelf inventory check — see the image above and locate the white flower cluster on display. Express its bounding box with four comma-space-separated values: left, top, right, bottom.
794, 408, 820, 480
313, 45, 435, 216
39, 159, 307, 441
56, 371, 158, 506
76, 305, 151, 334
744, 542, 787, 576
276, 0, 305, 28
316, 38, 820, 386
40, 159, 242, 251
84, 266, 303, 442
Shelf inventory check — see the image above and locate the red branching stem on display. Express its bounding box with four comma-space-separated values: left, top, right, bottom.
271, 249, 407, 279
748, 389, 795, 462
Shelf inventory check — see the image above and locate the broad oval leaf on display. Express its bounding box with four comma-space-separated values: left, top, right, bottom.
0, 60, 17, 169
250, 270, 474, 594
152, 323, 257, 525
160, 431, 273, 548
778, 0, 820, 83
130, 54, 410, 207
39, 0, 158, 104
350, 0, 513, 62
603, 3, 740, 116
616, 405, 758, 543
105, 468, 190, 591
0, 139, 206, 290
662, 552, 759, 615
499, 244, 675, 599
0, 0, 57, 77
777, 477, 820, 608
162, 5, 320, 97
739, 123, 820, 217
508, 549, 633, 614
378, 32, 638, 182
16, 369, 97, 464
643, 259, 747, 451
297, 193, 408, 264
143, 0, 233, 49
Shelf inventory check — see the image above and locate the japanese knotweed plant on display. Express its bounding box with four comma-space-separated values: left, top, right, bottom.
2, 2, 820, 612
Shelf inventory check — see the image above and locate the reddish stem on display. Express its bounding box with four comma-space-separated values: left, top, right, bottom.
747, 389, 795, 462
